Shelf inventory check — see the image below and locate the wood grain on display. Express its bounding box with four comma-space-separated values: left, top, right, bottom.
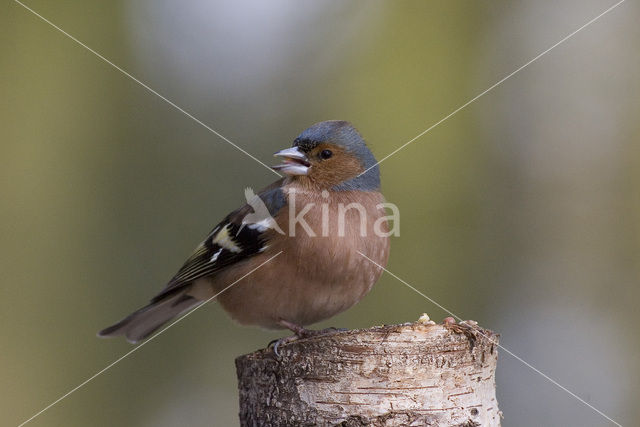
236, 320, 500, 426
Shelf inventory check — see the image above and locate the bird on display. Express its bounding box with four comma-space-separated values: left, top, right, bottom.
98, 120, 391, 345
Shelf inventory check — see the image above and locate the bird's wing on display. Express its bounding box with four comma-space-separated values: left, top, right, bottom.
150, 179, 286, 303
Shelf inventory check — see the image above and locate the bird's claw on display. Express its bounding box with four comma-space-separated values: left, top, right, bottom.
268, 326, 349, 357
268, 335, 299, 357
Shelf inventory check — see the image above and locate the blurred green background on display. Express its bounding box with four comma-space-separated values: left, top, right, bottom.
2, 1, 639, 426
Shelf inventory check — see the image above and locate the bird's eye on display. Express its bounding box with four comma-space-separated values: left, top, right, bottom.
320, 149, 333, 160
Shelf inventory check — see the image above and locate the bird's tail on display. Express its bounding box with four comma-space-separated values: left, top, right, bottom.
98, 291, 203, 344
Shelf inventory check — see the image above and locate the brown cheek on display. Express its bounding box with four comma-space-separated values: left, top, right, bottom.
311, 155, 363, 187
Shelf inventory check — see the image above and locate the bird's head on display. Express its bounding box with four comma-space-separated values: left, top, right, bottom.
272, 121, 380, 191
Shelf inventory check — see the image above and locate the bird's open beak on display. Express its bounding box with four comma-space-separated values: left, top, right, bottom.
272, 147, 310, 175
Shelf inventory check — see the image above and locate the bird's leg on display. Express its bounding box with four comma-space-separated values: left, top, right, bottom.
267, 320, 305, 357
278, 319, 311, 337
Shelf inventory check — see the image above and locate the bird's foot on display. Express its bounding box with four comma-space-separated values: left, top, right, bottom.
268, 335, 300, 357
269, 320, 349, 357
279, 319, 347, 338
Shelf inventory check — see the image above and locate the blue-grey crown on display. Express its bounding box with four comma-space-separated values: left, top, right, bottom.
293, 121, 380, 191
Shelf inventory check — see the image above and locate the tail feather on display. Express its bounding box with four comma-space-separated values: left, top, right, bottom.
98, 292, 203, 344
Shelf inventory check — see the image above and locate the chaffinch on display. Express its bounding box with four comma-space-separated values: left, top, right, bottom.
99, 120, 390, 344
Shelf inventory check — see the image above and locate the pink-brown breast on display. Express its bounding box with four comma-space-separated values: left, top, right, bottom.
202, 186, 390, 329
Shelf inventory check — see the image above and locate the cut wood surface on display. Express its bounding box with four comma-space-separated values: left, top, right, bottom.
236, 318, 500, 426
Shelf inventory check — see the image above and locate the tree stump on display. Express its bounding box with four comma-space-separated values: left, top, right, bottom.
235, 318, 500, 426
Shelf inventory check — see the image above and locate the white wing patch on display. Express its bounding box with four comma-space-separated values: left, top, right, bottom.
242, 187, 284, 234
211, 224, 242, 253
210, 248, 223, 262
247, 218, 274, 232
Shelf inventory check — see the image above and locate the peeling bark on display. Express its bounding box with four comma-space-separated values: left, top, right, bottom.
236, 321, 500, 426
